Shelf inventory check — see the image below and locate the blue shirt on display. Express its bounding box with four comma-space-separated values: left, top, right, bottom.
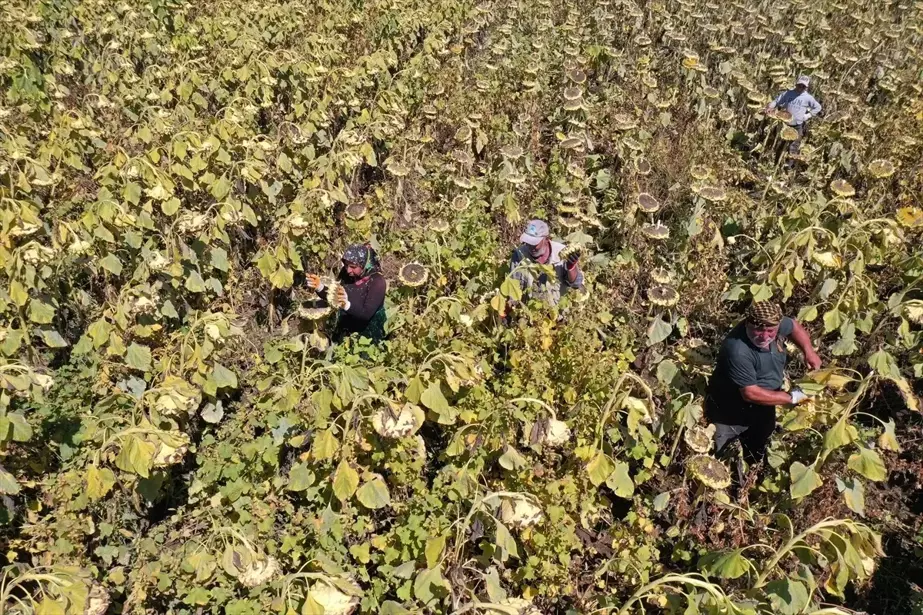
768, 89, 822, 126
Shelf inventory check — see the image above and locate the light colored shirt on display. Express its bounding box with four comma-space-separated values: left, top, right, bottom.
768, 89, 822, 126
509, 241, 584, 306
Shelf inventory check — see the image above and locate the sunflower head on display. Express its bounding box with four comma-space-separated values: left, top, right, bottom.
637, 193, 661, 213
345, 203, 367, 220
648, 285, 680, 307
641, 221, 670, 240
399, 263, 429, 287
867, 159, 895, 179
687, 454, 732, 489
829, 179, 856, 197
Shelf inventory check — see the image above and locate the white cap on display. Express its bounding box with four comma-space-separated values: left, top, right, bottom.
796, 75, 811, 86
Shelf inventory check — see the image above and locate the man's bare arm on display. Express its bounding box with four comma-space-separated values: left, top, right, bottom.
790, 319, 822, 370
741, 385, 793, 406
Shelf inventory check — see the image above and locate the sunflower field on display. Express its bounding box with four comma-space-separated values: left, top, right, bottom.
2, 0, 923, 612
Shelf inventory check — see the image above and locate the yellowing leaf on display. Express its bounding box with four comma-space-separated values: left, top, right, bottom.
586, 452, 614, 487
789, 461, 823, 499
847, 447, 887, 482
332, 460, 359, 501
86, 465, 116, 500
356, 475, 391, 509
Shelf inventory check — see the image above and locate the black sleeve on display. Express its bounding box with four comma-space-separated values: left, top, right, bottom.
343, 275, 386, 322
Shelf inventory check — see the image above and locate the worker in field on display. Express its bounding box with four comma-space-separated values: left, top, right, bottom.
306, 244, 387, 343
764, 75, 822, 158
508, 219, 583, 307
705, 301, 822, 469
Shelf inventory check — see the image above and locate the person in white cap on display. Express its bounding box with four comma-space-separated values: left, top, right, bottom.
508, 219, 583, 307
764, 75, 823, 157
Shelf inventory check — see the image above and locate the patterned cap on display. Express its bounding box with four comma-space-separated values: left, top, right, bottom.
520, 219, 550, 246
747, 301, 783, 326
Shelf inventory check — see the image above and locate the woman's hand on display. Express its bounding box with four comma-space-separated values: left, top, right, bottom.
305, 274, 322, 290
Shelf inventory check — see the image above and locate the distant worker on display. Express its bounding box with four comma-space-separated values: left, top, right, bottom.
764, 75, 822, 157
705, 302, 822, 469
509, 219, 583, 307
307, 244, 387, 343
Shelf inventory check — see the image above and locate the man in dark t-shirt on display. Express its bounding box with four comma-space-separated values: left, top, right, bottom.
706, 301, 822, 465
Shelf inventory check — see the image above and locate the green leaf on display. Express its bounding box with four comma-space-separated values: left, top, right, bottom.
125, 343, 152, 372
28, 300, 56, 324
484, 567, 507, 602
646, 315, 673, 346
332, 460, 359, 501
420, 381, 450, 415
606, 461, 635, 498
99, 253, 123, 276
749, 283, 773, 301
210, 247, 229, 272
0, 465, 21, 495
836, 476, 866, 516
9, 280, 29, 306
269, 265, 294, 289
586, 452, 614, 487
413, 567, 451, 605
789, 461, 823, 499
499, 276, 522, 301
356, 475, 391, 509
211, 363, 238, 389
498, 445, 526, 471
701, 549, 752, 579
847, 447, 887, 481
494, 521, 519, 561
764, 578, 810, 615
6, 413, 32, 441
823, 309, 843, 334
287, 463, 315, 492
821, 420, 855, 457
185, 271, 207, 293
39, 329, 68, 348
124, 182, 142, 205
867, 349, 901, 379
161, 197, 181, 216
87, 465, 117, 500
425, 536, 445, 569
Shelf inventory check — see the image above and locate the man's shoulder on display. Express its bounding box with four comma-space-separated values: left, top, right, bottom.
722, 326, 754, 356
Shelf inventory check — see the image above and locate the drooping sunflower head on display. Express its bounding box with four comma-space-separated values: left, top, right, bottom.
648, 285, 680, 307
829, 179, 856, 197
637, 193, 661, 213
687, 454, 732, 489
399, 263, 429, 287
345, 203, 367, 221
641, 221, 670, 240
867, 159, 895, 179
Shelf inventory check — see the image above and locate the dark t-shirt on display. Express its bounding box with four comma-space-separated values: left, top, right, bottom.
706, 317, 794, 425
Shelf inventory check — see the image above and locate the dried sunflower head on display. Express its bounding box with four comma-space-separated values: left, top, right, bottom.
345, 203, 367, 220
641, 221, 670, 240
830, 179, 856, 197
867, 159, 895, 179
687, 454, 732, 489
698, 186, 727, 202
430, 219, 451, 233
684, 424, 716, 453
648, 285, 680, 307
399, 263, 428, 287
451, 195, 471, 212
650, 267, 674, 284
637, 193, 661, 213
